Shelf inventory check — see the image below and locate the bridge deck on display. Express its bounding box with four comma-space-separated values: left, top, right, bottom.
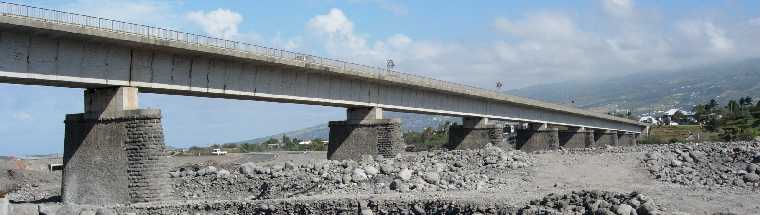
0, 2, 643, 133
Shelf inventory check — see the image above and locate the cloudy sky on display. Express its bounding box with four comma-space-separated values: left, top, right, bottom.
2, 0, 760, 155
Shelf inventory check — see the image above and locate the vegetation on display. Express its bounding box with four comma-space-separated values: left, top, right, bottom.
403, 122, 452, 151
647, 125, 718, 144
692, 97, 760, 141
607, 110, 636, 120
178, 135, 328, 156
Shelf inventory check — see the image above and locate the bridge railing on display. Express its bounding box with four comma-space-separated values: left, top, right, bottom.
0, 1, 486, 95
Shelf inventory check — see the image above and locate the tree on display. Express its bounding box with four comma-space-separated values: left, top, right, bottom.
725, 100, 741, 120
309, 138, 327, 151
263, 138, 280, 147
671, 111, 687, 124
706, 99, 719, 112
693, 104, 709, 124
281, 135, 292, 145
740, 97, 754, 107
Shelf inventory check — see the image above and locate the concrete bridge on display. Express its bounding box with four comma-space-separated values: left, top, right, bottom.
0, 3, 644, 205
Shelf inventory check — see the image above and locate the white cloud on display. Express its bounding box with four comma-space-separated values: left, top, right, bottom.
677, 21, 735, 54
62, 0, 180, 27
271, 33, 303, 50
750, 18, 760, 26
348, 0, 408, 15
306, 8, 454, 75
602, 0, 634, 18
186, 9, 243, 39
494, 13, 584, 42
386, 34, 412, 48
11, 112, 32, 121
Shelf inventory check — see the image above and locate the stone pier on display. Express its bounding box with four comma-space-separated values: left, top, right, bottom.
328, 107, 404, 160
618, 132, 637, 147
594, 130, 619, 146
63, 87, 170, 205
516, 123, 559, 152
446, 117, 504, 150
558, 127, 595, 149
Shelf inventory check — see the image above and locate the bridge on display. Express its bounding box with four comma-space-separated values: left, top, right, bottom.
0, 2, 644, 205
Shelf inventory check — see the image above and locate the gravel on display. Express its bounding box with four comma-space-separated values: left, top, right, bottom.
170, 144, 534, 200
518, 190, 663, 215
641, 142, 760, 188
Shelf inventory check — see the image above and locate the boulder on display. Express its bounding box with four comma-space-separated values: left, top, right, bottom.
615, 204, 634, 215
423, 172, 440, 185
398, 168, 413, 181
743, 173, 760, 183
364, 166, 379, 176
239, 162, 257, 175
352, 168, 368, 182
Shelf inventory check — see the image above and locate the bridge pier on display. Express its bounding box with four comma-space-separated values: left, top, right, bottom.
558, 127, 595, 149
617, 132, 637, 147
446, 117, 504, 150
327, 107, 404, 160
516, 123, 559, 152
63, 87, 170, 205
594, 130, 619, 146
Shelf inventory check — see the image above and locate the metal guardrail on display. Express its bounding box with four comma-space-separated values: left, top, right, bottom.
0, 1, 488, 94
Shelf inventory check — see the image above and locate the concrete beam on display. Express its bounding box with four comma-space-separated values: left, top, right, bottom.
84, 87, 138, 115
462, 117, 489, 128
347, 107, 383, 121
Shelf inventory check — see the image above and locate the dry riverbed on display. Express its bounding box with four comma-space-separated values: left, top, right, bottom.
2, 142, 759, 214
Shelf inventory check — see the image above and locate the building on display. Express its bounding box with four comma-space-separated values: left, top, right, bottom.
659, 109, 696, 125
638, 116, 659, 125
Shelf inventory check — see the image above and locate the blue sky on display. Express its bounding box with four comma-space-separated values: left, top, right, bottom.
2, 0, 760, 155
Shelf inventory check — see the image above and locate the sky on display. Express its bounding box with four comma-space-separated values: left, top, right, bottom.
2, 0, 760, 155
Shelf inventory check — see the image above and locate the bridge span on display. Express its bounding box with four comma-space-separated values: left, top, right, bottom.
0, 2, 644, 205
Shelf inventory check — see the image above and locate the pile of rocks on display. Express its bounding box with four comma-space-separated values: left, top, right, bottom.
518, 190, 663, 215
170, 145, 534, 200
641, 142, 760, 187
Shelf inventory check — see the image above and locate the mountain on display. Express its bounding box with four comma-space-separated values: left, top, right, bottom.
233, 58, 760, 144
508, 58, 760, 115
234, 112, 456, 144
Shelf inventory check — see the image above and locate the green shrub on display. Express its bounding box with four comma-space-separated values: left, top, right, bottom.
639, 135, 666, 145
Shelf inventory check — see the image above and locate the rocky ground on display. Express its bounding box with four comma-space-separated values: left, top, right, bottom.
170, 145, 533, 200
2, 142, 760, 214
641, 142, 760, 188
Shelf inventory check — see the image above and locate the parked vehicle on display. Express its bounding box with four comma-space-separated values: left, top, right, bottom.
211, 148, 228, 156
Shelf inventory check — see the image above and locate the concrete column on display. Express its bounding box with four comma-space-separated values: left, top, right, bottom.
617, 132, 637, 147
328, 107, 404, 160
516, 123, 559, 152
558, 127, 595, 149
446, 117, 504, 150
84, 87, 138, 114
594, 130, 619, 146
0, 196, 7, 215
63, 87, 170, 205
